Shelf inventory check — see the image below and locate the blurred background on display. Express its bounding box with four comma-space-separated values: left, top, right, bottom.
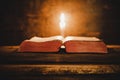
0, 0, 120, 45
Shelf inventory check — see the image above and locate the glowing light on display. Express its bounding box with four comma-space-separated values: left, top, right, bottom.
60, 13, 66, 30
59, 13, 66, 36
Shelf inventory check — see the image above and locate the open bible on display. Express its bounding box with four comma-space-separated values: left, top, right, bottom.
19, 36, 108, 53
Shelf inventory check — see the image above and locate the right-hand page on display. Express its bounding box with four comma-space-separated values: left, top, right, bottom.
63, 36, 108, 53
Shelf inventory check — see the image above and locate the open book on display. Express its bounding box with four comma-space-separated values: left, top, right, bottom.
19, 36, 108, 53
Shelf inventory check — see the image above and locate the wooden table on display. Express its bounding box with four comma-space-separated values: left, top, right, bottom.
0, 45, 120, 80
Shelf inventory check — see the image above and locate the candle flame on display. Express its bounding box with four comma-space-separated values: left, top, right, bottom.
59, 13, 66, 30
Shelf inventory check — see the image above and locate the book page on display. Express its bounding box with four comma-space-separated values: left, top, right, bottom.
26, 36, 64, 42
63, 36, 100, 42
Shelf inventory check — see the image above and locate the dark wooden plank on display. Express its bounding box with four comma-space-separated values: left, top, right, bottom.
0, 64, 120, 75
0, 52, 120, 64
0, 64, 120, 80
0, 46, 120, 64
1, 74, 120, 80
